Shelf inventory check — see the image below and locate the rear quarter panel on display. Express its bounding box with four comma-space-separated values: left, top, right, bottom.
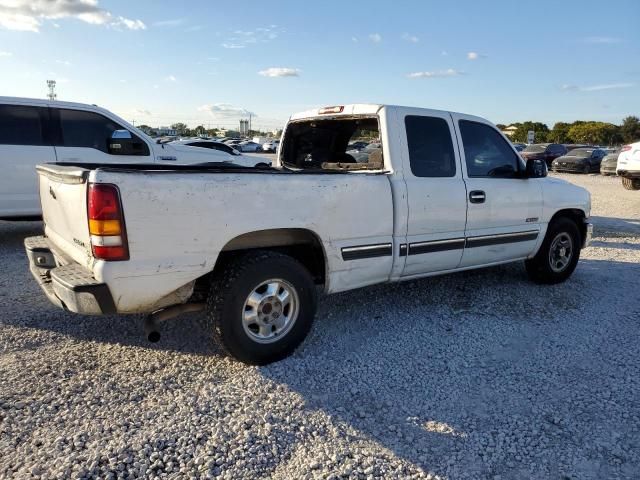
91, 170, 395, 312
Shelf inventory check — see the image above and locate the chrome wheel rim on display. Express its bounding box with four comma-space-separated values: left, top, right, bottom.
549, 232, 573, 273
242, 279, 299, 344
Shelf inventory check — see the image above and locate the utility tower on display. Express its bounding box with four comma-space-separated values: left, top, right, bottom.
46, 80, 57, 101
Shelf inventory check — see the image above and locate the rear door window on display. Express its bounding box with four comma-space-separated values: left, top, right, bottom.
405, 115, 456, 177
0, 104, 46, 146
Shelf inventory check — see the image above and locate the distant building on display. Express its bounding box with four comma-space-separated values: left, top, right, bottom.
157, 126, 177, 136
502, 125, 518, 137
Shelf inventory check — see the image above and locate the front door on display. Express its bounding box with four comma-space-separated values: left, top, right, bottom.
451, 114, 542, 268
52, 107, 152, 164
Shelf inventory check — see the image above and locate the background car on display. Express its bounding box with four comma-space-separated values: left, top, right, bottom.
237, 141, 261, 152
171, 139, 242, 156
347, 141, 369, 151
551, 148, 606, 173
512, 143, 526, 152
262, 140, 280, 152
600, 149, 620, 175
520, 143, 567, 166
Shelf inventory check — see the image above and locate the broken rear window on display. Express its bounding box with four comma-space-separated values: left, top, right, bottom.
281, 117, 382, 171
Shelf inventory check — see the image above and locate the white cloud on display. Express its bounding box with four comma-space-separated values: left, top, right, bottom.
0, 50, 11, 57
222, 26, 280, 49
351, 36, 358, 43
563, 82, 634, 92
368, 33, 382, 43
197, 103, 255, 119
222, 43, 245, 49
164, 75, 177, 82
407, 69, 464, 79
582, 36, 622, 44
132, 108, 151, 116
258, 67, 300, 78
467, 51, 479, 60
55, 59, 71, 66
402, 33, 419, 43
153, 18, 185, 27
0, 0, 146, 32
441, 50, 448, 56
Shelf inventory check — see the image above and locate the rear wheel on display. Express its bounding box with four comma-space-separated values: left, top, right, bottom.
201, 251, 317, 364
622, 177, 640, 190
525, 217, 581, 284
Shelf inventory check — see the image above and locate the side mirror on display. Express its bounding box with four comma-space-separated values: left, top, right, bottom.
108, 130, 147, 156
525, 158, 547, 178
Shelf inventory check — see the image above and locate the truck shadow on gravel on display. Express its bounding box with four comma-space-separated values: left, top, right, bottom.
257, 259, 640, 478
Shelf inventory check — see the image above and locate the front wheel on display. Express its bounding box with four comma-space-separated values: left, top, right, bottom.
622, 177, 640, 190
525, 218, 581, 284
201, 251, 317, 364
583, 163, 591, 174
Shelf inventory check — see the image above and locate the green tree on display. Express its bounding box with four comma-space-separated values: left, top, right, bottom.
620, 116, 640, 143
171, 122, 189, 135
495, 123, 507, 130
511, 122, 549, 143
549, 122, 571, 143
567, 122, 621, 145
194, 125, 206, 136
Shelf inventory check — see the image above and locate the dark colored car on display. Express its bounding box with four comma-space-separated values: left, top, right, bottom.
551, 148, 606, 173
600, 149, 620, 175
520, 143, 567, 166
512, 143, 526, 152
347, 141, 369, 151
564, 144, 591, 153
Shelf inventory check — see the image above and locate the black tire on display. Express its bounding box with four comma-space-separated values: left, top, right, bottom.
525, 217, 581, 284
622, 177, 640, 190
201, 251, 317, 365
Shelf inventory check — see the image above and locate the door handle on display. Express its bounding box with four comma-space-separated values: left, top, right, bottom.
469, 190, 486, 204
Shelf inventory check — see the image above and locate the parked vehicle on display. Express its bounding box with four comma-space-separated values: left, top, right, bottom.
25, 103, 592, 365
563, 144, 591, 153
170, 139, 271, 167
520, 143, 568, 167
262, 140, 280, 152
0, 97, 267, 218
348, 142, 382, 163
347, 141, 370, 151
551, 148, 606, 173
237, 141, 261, 152
600, 149, 620, 175
512, 143, 526, 152
616, 141, 640, 190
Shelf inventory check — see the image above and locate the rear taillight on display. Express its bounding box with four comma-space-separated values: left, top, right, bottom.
621, 145, 632, 152
87, 183, 129, 261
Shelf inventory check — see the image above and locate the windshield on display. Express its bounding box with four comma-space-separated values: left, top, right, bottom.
570, 149, 593, 157
523, 145, 545, 153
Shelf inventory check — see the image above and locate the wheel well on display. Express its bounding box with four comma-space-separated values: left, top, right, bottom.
550, 209, 586, 244
213, 229, 326, 285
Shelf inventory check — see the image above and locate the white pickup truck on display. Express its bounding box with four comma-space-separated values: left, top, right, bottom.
25, 104, 592, 364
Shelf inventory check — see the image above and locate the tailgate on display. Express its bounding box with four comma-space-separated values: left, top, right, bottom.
36, 164, 93, 266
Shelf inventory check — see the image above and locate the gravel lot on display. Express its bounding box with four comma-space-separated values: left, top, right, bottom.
1, 173, 639, 479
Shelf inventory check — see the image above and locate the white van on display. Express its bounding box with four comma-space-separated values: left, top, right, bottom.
0, 97, 269, 218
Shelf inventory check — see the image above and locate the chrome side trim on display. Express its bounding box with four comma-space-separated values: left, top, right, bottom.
465, 230, 539, 248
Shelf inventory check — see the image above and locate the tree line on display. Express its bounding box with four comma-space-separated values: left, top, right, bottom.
497, 116, 640, 145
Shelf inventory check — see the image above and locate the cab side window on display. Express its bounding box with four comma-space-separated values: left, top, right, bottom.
405, 115, 456, 177
459, 120, 521, 178
0, 104, 46, 146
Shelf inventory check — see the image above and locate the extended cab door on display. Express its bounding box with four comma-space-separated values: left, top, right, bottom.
398, 109, 468, 277
0, 102, 57, 217
51, 107, 152, 164
451, 114, 542, 268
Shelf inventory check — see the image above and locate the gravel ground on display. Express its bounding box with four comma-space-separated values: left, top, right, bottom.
1, 173, 639, 479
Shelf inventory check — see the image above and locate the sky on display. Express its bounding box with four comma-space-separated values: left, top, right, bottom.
0, 0, 638, 131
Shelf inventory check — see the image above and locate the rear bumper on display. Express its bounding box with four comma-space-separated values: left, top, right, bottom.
617, 170, 640, 178
25, 235, 116, 315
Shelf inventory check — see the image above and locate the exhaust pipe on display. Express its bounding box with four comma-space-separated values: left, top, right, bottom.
143, 303, 206, 343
